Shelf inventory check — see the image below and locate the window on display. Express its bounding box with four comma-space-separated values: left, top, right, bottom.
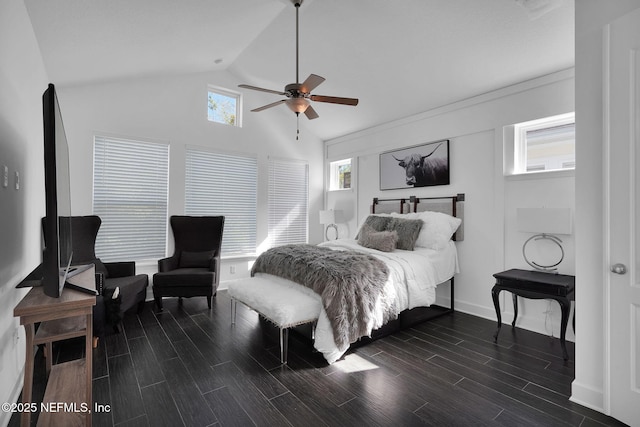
513, 112, 575, 174
93, 136, 169, 262
207, 86, 242, 127
185, 148, 257, 256
329, 158, 351, 190
268, 158, 309, 247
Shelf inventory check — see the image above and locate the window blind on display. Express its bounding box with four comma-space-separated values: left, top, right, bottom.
268, 158, 308, 247
93, 136, 169, 262
185, 149, 257, 256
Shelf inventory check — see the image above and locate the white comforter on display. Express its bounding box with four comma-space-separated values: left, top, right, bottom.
255, 239, 459, 364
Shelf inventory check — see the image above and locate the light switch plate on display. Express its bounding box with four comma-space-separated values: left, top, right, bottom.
3, 165, 8, 188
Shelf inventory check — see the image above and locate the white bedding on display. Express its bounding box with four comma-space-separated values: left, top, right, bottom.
255, 239, 459, 364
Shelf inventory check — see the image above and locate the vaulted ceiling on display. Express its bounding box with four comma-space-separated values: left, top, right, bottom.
24, 0, 574, 141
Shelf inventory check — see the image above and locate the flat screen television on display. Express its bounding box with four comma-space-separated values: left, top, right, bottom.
41, 83, 73, 298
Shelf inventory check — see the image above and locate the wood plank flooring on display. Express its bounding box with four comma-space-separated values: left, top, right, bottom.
10, 290, 627, 427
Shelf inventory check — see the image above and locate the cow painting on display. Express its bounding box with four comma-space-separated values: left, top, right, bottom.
380, 140, 450, 190
392, 143, 449, 187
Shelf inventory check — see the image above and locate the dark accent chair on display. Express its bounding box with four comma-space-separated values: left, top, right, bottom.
47, 216, 149, 336
153, 216, 225, 310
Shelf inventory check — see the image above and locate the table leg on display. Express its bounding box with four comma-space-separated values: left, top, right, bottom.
85, 312, 93, 426
557, 297, 571, 360
21, 323, 35, 427
512, 293, 518, 327
45, 342, 52, 376
491, 287, 502, 342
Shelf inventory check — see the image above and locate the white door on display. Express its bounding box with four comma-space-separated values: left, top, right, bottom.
606, 7, 640, 426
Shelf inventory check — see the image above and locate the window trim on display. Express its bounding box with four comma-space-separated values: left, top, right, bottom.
207, 84, 243, 127
505, 112, 575, 177
328, 158, 352, 191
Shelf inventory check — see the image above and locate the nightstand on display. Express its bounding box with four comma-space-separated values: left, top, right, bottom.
491, 268, 575, 360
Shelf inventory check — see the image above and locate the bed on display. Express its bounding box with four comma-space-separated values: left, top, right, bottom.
249, 195, 464, 364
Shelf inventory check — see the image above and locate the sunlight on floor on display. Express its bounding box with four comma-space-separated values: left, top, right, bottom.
333, 353, 380, 373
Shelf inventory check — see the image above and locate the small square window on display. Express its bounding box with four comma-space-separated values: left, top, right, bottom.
329, 158, 351, 191
513, 112, 575, 174
208, 86, 242, 127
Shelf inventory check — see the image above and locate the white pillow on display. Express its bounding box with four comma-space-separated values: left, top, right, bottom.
391, 211, 461, 249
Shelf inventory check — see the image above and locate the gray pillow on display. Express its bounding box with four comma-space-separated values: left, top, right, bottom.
357, 224, 398, 252
385, 217, 423, 250
356, 215, 392, 239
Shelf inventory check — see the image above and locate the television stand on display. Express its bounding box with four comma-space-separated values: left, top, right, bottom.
14, 265, 96, 427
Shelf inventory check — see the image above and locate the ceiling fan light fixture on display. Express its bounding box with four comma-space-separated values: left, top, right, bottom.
286, 97, 310, 113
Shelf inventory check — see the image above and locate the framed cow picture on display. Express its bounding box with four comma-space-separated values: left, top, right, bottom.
379, 139, 450, 190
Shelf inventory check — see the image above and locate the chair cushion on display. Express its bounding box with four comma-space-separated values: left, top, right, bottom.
153, 268, 215, 287
179, 250, 214, 268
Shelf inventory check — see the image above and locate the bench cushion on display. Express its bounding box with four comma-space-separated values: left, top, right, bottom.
227, 276, 321, 328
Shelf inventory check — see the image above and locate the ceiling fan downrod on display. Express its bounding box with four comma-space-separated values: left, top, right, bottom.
294, 0, 302, 84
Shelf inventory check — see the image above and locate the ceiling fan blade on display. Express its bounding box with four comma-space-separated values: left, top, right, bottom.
239, 84, 287, 96
304, 105, 319, 120
310, 95, 359, 106
251, 99, 286, 112
300, 74, 325, 93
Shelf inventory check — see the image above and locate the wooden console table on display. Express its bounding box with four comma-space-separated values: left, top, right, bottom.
14, 266, 96, 427
491, 268, 575, 360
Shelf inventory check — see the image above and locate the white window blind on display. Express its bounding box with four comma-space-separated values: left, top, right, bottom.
93, 136, 169, 262
268, 158, 308, 247
185, 149, 257, 256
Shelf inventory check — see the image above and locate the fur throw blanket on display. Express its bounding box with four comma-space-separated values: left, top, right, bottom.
251, 244, 390, 349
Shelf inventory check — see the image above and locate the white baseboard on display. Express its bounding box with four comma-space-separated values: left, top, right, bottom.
570, 380, 605, 414
0, 365, 25, 427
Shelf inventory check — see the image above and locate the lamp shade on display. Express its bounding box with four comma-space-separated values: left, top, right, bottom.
319, 210, 336, 225
517, 207, 572, 235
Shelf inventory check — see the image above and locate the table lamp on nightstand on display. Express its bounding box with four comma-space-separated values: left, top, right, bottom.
319, 209, 341, 241
517, 207, 572, 273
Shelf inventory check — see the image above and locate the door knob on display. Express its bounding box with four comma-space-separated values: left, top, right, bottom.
611, 263, 627, 274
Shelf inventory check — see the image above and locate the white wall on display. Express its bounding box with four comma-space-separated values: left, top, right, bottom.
325, 69, 575, 340
58, 70, 325, 291
573, 0, 640, 413
0, 0, 50, 424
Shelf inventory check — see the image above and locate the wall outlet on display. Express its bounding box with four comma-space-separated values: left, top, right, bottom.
230, 265, 236, 274
14, 171, 19, 190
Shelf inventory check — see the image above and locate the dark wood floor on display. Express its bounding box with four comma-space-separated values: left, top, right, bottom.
12, 290, 627, 427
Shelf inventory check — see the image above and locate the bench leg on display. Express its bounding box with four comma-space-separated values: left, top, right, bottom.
231, 299, 237, 325
280, 328, 289, 365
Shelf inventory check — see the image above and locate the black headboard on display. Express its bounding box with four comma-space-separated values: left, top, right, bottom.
371, 194, 464, 241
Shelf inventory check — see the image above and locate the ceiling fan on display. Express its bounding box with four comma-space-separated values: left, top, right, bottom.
238, 0, 358, 123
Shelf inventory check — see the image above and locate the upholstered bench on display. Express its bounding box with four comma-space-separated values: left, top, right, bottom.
227, 276, 321, 364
